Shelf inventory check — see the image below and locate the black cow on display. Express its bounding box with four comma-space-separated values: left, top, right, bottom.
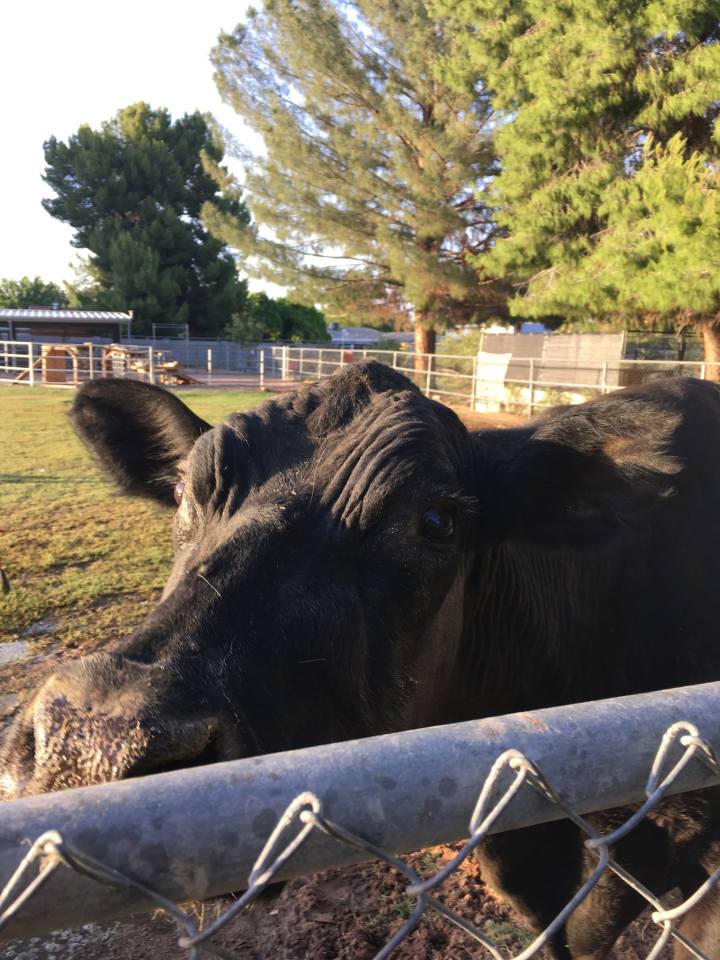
2, 363, 720, 957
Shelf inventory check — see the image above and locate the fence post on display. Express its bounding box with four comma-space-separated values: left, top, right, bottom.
425, 353, 433, 396
340, 347, 346, 368
392, 351, 398, 370
470, 352, 478, 410
601, 360, 608, 395
207, 348, 213, 386
282, 345, 290, 381
300, 347, 305, 377
148, 347, 155, 385
28, 344, 35, 387
88, 342, 95, 380
527, 357, 535, 417
259, 349, 265, 391
701, 363, 707, 380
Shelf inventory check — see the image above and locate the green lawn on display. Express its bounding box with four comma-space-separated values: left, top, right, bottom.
0, 385, 266, 652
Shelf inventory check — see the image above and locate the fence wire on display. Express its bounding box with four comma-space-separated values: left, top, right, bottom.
1, 720, 719, 959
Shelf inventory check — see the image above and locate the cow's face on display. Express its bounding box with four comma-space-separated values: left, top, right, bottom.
0, 364, 480, 798
0, 363, 678, 799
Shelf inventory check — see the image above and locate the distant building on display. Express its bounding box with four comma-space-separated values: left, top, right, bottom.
327, 323, 415, 349
327, 324, 414, 347
0, 308, 132, 342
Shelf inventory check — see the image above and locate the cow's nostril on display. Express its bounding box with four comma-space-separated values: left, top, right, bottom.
16, 720, 36, 768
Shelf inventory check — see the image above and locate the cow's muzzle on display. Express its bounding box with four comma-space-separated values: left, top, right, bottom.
0, 652, 232, 800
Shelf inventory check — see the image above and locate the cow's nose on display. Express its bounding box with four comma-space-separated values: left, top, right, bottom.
0, 652, 225, 799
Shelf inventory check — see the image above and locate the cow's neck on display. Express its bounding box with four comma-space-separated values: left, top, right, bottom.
459, 541, 627, 721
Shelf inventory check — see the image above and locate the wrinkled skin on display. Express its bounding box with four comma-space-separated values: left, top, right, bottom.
3, 363, 720, 958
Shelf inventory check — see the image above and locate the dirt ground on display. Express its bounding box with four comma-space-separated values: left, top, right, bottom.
2, 400, 666, 960
0, 845, 668, 960
448, 406, 527, 432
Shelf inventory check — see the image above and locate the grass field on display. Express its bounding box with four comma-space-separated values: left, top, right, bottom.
0, 385, 266, 655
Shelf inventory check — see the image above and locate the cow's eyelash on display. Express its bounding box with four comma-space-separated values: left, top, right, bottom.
433, 490, 479, 521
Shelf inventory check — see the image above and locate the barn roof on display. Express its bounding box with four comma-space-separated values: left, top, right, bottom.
0, 309, 132, 324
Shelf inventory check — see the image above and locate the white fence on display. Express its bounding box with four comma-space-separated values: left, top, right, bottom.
0, 341, 157, 387
2, 339, 718, 415
247, 345, 720, 415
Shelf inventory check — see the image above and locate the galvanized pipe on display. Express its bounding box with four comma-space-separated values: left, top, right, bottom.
1, 682, 719, 940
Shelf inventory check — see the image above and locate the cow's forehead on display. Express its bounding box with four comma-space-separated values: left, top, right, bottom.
184, 373, 471, 513
313, 391, 471, 521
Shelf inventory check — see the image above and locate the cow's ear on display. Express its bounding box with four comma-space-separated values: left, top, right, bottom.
475, 394, 682, 547
71, 379, 210, 506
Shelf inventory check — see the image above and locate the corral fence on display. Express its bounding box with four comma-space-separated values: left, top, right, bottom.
2, 338, 720, 415
264, 345, 720, 415
0, 340, 162, 387
1, 683, 720, 958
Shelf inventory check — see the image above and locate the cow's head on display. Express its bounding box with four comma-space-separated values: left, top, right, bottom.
0, 363, 679, 798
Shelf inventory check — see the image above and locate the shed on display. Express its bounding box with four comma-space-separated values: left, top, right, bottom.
0, 308, 132, 342
480, 331, 626, 388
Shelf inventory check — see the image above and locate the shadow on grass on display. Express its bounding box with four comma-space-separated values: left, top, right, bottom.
0, 474, 96, 484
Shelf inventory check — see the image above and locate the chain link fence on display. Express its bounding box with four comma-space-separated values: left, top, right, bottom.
2, 686, 720, 958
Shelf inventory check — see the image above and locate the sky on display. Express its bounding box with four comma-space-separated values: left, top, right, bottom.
1, 0, 259, 287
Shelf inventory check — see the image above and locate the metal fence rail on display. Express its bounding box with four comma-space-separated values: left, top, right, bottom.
1, 683, 720, 958
0, 340, 151, 387
3, 338, 720, 417
271, 346, 718, 415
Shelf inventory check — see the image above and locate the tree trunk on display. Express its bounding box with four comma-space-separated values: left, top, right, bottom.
697, 318, 720, 382
414, 321, 436, 375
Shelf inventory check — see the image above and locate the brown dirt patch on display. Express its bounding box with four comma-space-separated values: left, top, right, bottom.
0, 847, 535, 960
1, 845, 670, 959
452, 407, 527, 431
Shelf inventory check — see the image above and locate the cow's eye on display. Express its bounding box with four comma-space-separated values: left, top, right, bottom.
173, 480, 185, 506
420, 505, 455, 542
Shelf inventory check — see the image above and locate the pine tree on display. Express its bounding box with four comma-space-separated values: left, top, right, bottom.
437, 0, 720, 367
205, 0, 505, 364
43, 103, 249, 336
